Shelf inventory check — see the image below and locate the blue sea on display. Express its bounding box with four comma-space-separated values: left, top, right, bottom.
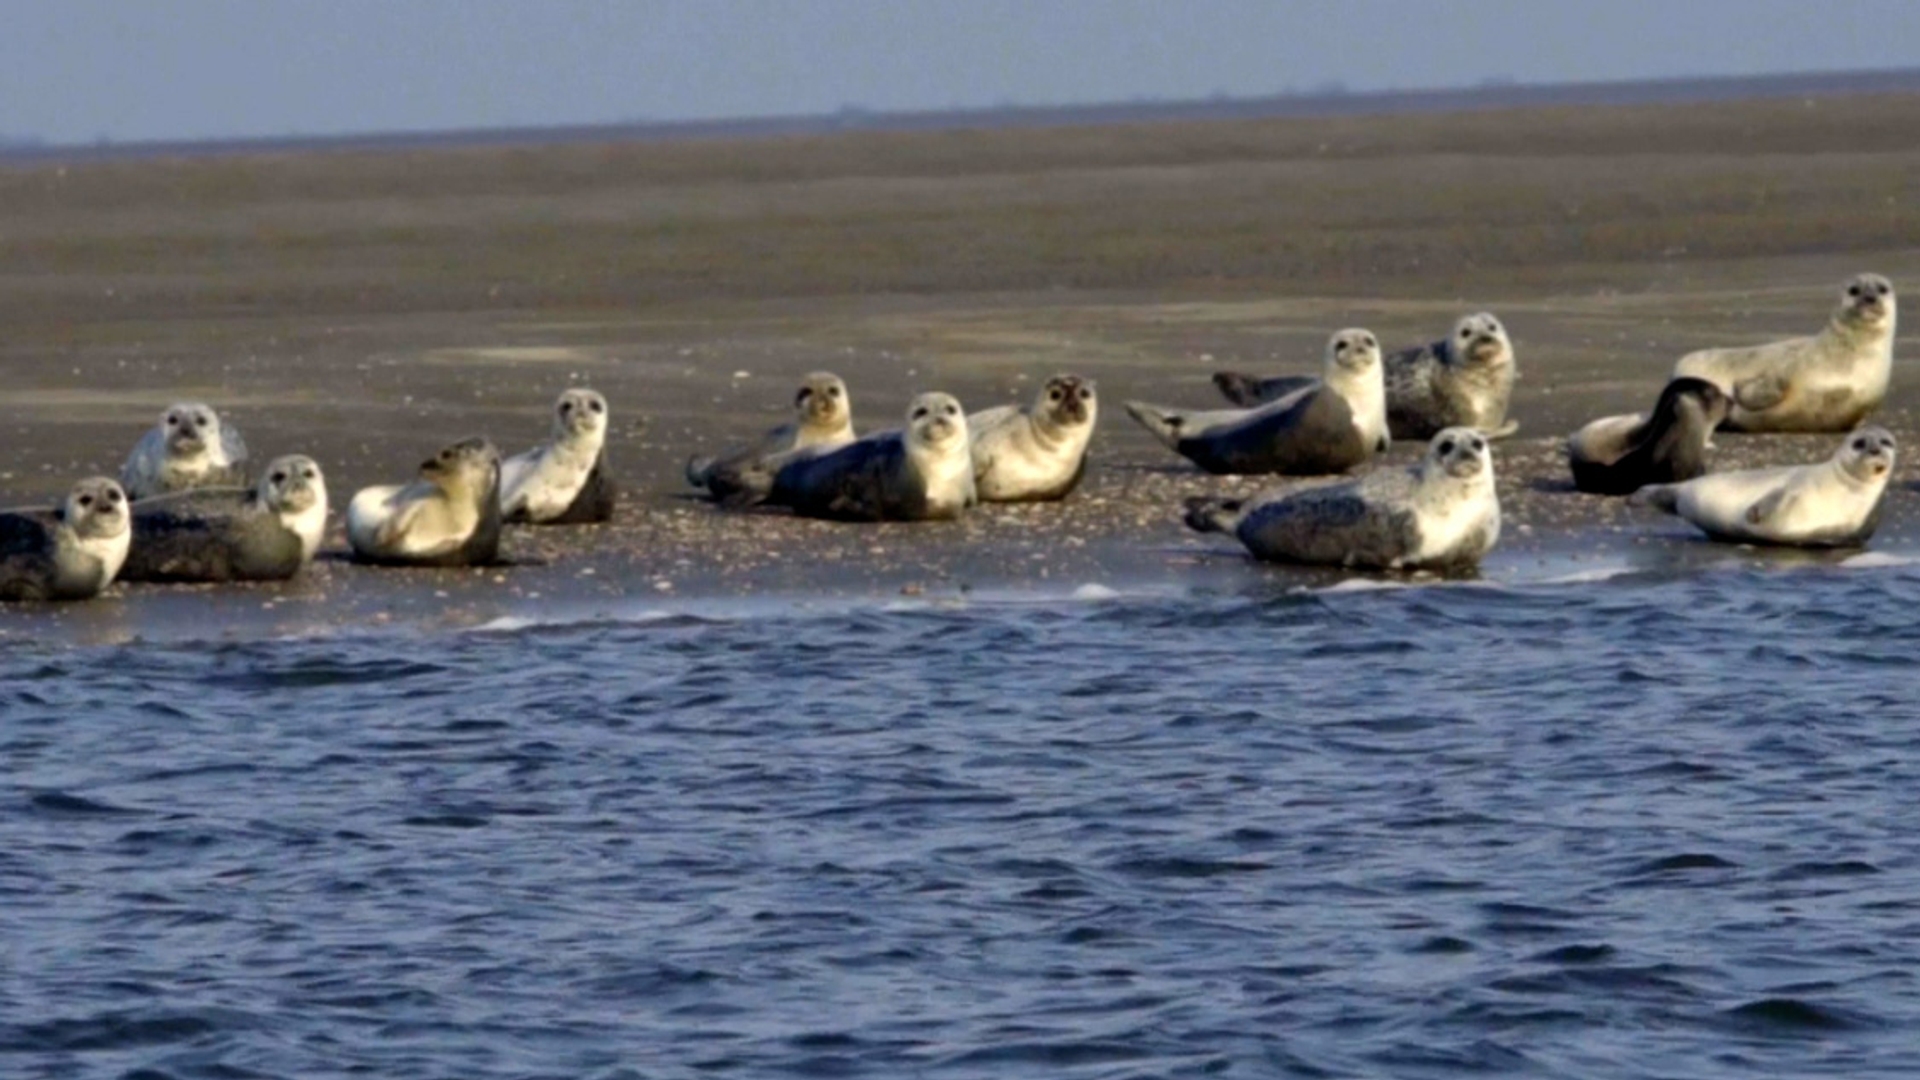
5, 560, 1920, 1078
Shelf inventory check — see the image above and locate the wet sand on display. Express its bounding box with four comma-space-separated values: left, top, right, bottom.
4, 92, 1920, 642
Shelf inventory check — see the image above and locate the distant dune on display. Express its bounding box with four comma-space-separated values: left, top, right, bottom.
6, 66, 1920, 165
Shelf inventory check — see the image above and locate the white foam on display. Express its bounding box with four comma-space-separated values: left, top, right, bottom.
1534, 566, 1635, 586
1839, 551, 1916, 570
1071, 583, 1122, 601
1315, 578, 1410, 594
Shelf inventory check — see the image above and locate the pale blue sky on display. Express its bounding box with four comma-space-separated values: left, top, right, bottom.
3, 0, 1917, 144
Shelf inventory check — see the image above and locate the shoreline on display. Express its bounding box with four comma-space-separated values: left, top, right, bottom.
4, 91, 1920, 645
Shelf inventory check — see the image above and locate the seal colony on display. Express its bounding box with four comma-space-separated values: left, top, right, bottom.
0, 272, 1906, 603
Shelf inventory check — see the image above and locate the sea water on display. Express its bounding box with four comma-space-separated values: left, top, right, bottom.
4, 563, 1920, 1078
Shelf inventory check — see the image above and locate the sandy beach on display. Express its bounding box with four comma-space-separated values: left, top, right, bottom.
4, 90, 1920, 642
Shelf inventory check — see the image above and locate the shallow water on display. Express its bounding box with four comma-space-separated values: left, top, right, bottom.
5, 563, 1920, 1079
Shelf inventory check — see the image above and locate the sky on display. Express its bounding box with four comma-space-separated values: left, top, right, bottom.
2, 0, 1918, 145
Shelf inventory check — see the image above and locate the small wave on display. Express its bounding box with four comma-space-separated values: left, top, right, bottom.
1071, 582, 1121, 601
28, 791, 143, 816
1723, 997, 1871, 1031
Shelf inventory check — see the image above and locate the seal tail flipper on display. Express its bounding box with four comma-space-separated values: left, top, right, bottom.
1182, 496, 1245, 535
685, 454, 715, 489
1123, 401, 1186, 450
1212, 371, 1267, 407
1483, 420, 1521, 440
1627, 484, 1681, 514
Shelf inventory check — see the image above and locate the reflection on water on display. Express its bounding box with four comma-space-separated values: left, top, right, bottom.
4, 563, 1920, 1078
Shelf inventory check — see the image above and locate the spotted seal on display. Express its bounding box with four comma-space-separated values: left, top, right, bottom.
120, 455, 329, 583
686, 371, 856, 496
0, 477, 131, 601
120, 402, 250, 500
500, 388, 616, 525
1630, 426, 1895, 547
1673, 274, 1896, 433
968, 374, 1097, 502
1126, 328, 1387, 475
715, 392, 975, 521
1183, 427, 1500, 570
1567, 377, 1732, 496
347, 437, 502, 566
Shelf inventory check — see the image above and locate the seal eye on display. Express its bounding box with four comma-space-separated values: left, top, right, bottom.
1470, 438, 1486, 452
1335, 341, 1348, 354
166, 415, 179, 427
589, 400, 603, 413
1849, 285, 1862, 297
1853, 438, 1867, 450
107, 489, 121, 504
304, 468, 316, 479
195, 415, 209, 428
78, 495, 94, 508
945, 404, 959, 416
827, 386, 841, 398
1438, 439, 1456, 455
1362, 335, 1376, 349
1079, 387, 1093, 399
912, 407, 929, 420
1048, 389, 1063, 402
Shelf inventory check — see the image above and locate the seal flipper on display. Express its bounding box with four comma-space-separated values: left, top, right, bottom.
545, 455, 616, 524
1734, 374, 1790, 412
1123, 401, 1185, 450
1211, 372, 1269, 407
1181, 496, 1245, 534
1745, 487, 1793, 527
1628, 484, 1682, 514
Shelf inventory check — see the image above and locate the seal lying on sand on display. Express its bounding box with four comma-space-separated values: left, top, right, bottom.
1673, 274, 1896, 433
1567, 378, 1732, 496
686, 371, 856, 496
0, 477, 131, 602
1127, 329, 1387, 475
1630, 426, 1896, 547
347, 437, 502, 566
121, 455, 329, 583
1215, 313, 1518, 440
500, 388, 615, 525
969, 374, 1097, 502
120, 402, 250, 500
1184, 427, 1500, 571
712, 392, 975, 521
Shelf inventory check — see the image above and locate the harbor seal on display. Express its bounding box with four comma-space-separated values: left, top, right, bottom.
1214, 313, 1518, 440
723, 392, 976, 521
1125, 328, 1387, 475
686, 371, 857, 495
346, 437, 503, 566
0, 477, 131, 602
120, 402, 250, 500
1629, 426, 1896, 547
500, 388, 616, 525
1673, 273, 1896, 432
969, 374, 1098, 502
1567, 377, 1732, 496
120, 455, 329, 583
1183, 427, 1500, 570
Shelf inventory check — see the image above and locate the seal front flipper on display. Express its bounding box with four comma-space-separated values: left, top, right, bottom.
1734, 374, 1789, 412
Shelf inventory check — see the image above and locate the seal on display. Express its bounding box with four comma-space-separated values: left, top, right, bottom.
120, 402, 250, 500
1183, 427, 1500, 570
968, 374, 1098, 502
1567, 377, 1732, 496
1673, 274, 1897, 433
1630, 426, 1895, 547
719, 392, 975, 521
500, 388, 616, 525
1125, 329, 1387, 475
686, 371, 857, 495
0, 477, 131, 602
1214, 313, 1519, 440
346, 437, 503, 566
120, 455, 329, 583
